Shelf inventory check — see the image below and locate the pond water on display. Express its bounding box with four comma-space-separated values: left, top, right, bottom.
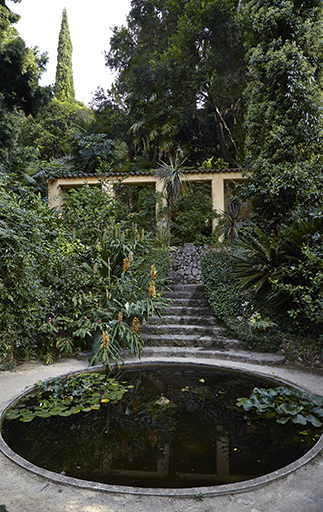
2, 364, 321, 488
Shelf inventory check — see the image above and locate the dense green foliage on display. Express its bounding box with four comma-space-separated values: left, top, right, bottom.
202, 251, 244, 319
55, 8, 75, 101
0, 1, 50, 116
0, 176, 55, 362
172, 182, 215, 245
115, 178, 215, 246
232, 216, 323, 334
138, 248, 171, 286
20, 99, 94, 161
44, 185, 170, 368
60, 181, 119, 244
0, 177, 170, 368
116, 185, 160, 233
242, 0, 323, 228
0, 1, 52, 185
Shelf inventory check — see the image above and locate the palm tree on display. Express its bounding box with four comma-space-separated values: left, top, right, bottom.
156, 151, 190, 245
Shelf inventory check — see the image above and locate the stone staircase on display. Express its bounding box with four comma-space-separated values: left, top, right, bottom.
140, 283, 240, 350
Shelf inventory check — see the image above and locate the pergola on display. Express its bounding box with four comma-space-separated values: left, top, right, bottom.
47, 168, 245, 231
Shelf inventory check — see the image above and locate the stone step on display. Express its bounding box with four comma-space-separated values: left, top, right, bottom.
169, 284, 206, 293
164, 290, 207, 299
141, 333, 240, 348
142, 279, 242, 352
147, 315, 219, 326
165, 306, 213, 316
164, 297, 209, 307
141, 323, 222, 336
138, 346, 285, 366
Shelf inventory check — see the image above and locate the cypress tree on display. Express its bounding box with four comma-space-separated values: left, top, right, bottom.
55, 8, 75, 101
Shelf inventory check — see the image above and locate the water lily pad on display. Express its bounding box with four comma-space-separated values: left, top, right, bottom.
278, 403, 301, 416
292, 414, 307, 425
59, 411, 72, 417
35, 410, 51, 418
5, 410, 20, 420
4, 373, 131, 423
20, 416, 34, 422
276, 416, 290, 424
310, 394, 323, 406
306, 414, 322, 427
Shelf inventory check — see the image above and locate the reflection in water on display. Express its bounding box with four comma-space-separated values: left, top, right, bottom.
3, 365, 321, 488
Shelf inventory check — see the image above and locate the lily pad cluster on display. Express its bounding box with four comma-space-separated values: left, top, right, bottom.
5, 372, 133, 423
236, 386, 323, 427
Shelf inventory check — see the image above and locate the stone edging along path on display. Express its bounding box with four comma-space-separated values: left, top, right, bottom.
1, 353, 323, 512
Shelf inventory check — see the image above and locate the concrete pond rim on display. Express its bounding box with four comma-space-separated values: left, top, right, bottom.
1, 359, 323, 498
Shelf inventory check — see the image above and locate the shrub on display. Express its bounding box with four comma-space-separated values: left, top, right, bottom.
202, 251, 244, 320
89, 255, 170, 368
0, 167, 172, 367
202, 250, 283, 352
116, 185, 160, 233
61, 181, 120, 245
0, 181, 54, 363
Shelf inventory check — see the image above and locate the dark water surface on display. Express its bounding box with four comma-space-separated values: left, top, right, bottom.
2, 364, 321, 488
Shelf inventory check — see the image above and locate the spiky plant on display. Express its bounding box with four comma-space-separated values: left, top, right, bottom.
156, 151, 191, 245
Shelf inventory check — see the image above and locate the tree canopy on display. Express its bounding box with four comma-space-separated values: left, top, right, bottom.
103, 0, 244, 166
20, 99, 94, 161
242, 0, 323, 227
0, 0, 52, 184
0, 0, 50, 115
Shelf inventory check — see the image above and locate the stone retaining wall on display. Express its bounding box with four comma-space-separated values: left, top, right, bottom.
169, 243, 209, 284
